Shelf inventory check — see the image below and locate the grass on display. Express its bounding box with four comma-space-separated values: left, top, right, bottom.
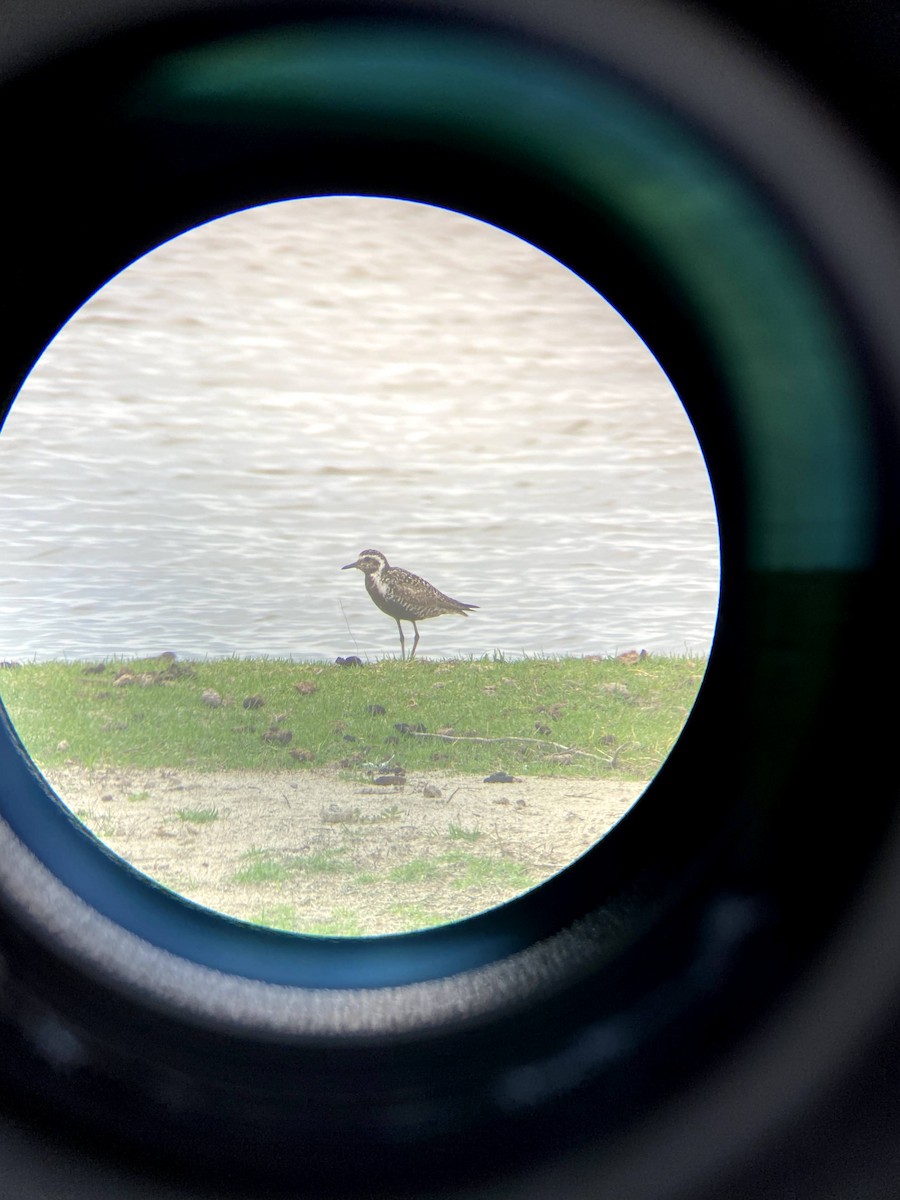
443, 852, 534, 892
175, 807, 219, 824
231, 847, 352, 887
249, 904, 298, 932
387, 851, 534, 892
302, 909, 367, 937
249, 898, 371, 938
7, 652, 693, 939
225, 820, 542, 935
388, 859, 443, 884
0, 652, 704, 781
232, 843, 540, 935
447, 822, 484, 843
231, 852, 294, 886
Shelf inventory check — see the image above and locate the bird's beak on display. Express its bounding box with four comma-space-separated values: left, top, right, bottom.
342, 561, 358, 570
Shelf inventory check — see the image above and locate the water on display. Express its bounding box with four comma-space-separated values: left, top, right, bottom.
0, 197, 719, 663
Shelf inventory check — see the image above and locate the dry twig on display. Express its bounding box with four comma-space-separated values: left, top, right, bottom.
404, 729, 614, 765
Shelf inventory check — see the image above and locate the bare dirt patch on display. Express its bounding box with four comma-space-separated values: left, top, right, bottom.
43, 765, 647, 936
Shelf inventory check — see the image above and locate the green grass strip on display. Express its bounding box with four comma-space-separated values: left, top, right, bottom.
0, 653, 705, 780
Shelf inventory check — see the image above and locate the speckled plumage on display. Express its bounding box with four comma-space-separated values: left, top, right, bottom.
342, 549, 477, 659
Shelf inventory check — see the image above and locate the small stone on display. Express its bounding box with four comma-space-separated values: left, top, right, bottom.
335, 656, 363, 667
422, 783, 442, 799
262, 728, 293, 745
201, 689, 222, 707
289, 748, 316, 762
243, 695, 265, 709
294, 681, 318, 695
113, 673, 135, 688
484, 771, 516, 784
615, 649, 650, 664
322, 805, 361, 823
56, 740, 70, 752
160, 662, 195, 680
366, 703, 386, 715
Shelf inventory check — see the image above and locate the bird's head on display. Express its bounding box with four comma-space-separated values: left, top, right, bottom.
342, 549, 389, 576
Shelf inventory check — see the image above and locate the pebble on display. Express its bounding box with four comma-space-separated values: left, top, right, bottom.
262, 728, 292, 745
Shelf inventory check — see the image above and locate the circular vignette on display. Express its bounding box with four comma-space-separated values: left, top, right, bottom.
0, 2, 899, 1197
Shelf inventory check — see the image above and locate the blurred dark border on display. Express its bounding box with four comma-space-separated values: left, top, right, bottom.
1, 3, 899, 1197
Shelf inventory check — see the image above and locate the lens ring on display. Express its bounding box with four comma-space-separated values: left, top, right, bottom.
1, 3, 898, 1194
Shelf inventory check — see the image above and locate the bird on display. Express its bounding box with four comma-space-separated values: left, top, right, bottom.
342, 549, 478, 660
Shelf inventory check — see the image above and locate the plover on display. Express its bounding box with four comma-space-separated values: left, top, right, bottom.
342, 549, 478, 660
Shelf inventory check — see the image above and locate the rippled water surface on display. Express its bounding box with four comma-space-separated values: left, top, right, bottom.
1, 198, 719, 662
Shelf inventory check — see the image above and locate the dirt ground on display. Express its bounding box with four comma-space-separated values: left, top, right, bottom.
43, 765, 647, 936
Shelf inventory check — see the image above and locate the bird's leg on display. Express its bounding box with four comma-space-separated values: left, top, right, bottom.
396, 619, 406, 661
410, 622, 420, 660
